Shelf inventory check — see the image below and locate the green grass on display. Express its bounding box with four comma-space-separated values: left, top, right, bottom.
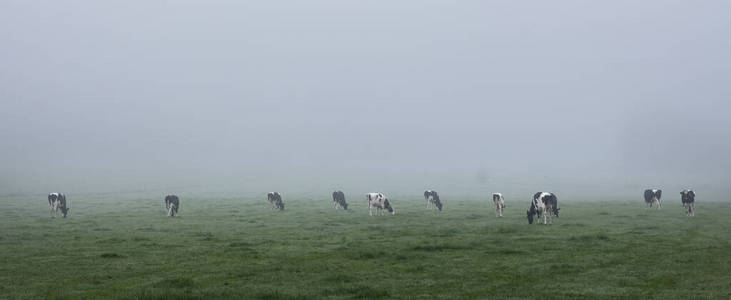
1, 194, 730, 299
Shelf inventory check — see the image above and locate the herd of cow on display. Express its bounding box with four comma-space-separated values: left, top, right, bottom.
46, 188, 698, 224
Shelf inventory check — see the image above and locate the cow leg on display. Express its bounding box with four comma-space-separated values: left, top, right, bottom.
369, 204, 373, 216
548, 206, 553, 224
542, 210, 545, 224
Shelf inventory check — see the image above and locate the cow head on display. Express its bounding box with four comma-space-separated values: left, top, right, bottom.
60, 207, 69, 218
435, 199, 443, 211
342, 202, 348, 210
384, 199, 394, 215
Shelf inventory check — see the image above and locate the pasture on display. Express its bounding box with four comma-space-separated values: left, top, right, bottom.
1, 194, 730, 299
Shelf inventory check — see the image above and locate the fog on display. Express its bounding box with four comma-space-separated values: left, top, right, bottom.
2, 1, 729, 200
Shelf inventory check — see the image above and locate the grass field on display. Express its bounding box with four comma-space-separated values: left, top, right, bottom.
1, 193, 730, 299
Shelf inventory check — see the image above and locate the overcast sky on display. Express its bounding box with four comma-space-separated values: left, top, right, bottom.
1, 1, 729, 198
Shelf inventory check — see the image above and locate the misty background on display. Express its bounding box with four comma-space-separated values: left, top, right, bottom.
1, 1, 729, 200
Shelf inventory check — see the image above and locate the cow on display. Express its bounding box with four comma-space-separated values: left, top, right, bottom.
644, 189, 662, 210
526, 192, 558, 225
423, 190, 443, 211
267, 192, 284, 211
164, 195, 180, 217
492, 193, 505, 217
366, 192, 394, 216
332, 190, 348, 210
48, 193, 69, 218
680, 189, 696, 217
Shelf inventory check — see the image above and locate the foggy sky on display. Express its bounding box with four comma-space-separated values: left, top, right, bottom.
1, 1, 730, 198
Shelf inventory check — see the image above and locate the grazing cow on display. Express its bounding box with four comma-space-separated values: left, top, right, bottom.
526, 192, 558, 225
644, 189, 662, 210
492, 193, 505, 217
47, 193, 69, 218
366, 192, 394, 216
267, 192, 284, 211
680, 189, 696, 217
423, 190, 443, 211
164, 195, 180, 217
332, 190, 348, 210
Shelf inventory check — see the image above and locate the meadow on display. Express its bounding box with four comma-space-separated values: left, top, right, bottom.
1, 193, 730, 299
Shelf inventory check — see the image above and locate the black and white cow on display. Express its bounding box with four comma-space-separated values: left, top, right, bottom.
526, 192, 559, 225
332, 190, 348, 210
48, 193, 69, 218
267, 192, 284, 211
164, 195, 180, 217
680, 189, 696, 217
424, 190, 443, 211
492, 193, 505, 217
366, 192, 394, 216
643, 189, 662, 210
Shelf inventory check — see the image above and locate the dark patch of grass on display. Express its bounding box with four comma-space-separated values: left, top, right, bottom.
322, 273, 355, 284
100, 253, 123, 258
121, 288, 201, 300
569, 232, 610, 242
488, 248, 527, 255
549, 263, 581, 275
336, 285, 390, 299
634, 225, 660, 230
496, 226, 518, 233
356, 250, 387, 259
230, 241, 254, 247
598, 211, 610, 215
560, 222, 587, 227
432, 228, 460, 237
648, 274, 678, 290
194, 232, 215, 241
97, 237, 125, 244
153, 277, 195, 289
411, 243, 470, 251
